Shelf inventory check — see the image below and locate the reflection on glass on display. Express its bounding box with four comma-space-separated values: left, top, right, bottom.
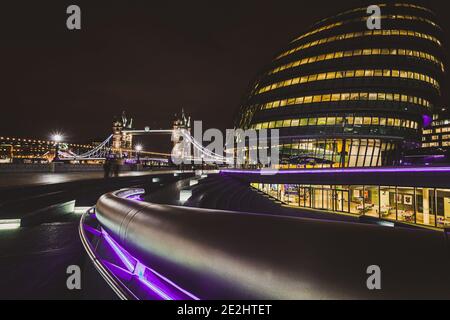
350, 186, 364, 215
252, 183, 450, 229
364, 186, 379, 218
285, 184, 299, 206
379, 186, 396, 220
397, 187, 415, 223
313, 186, 323, 209
415, 188, 436, 226
436, 189, 450, 227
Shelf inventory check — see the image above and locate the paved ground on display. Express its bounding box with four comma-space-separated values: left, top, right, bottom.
0, 172, 194, 299
0, 170, 181, 189
0, 217, 117, 299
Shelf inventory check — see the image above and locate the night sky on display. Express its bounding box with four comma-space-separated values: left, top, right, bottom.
1, 0, 450, 152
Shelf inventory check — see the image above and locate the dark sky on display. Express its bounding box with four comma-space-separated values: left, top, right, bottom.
1, 0, 450, 151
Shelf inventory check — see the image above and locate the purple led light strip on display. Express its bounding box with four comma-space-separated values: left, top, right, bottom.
126, 194, 143, 201
220, 166, 450, 175
101, 228, 199, 300
102, 230, 136, 273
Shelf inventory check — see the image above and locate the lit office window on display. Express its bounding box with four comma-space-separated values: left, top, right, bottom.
257, 69, 439, 94
277, 29, 441, 60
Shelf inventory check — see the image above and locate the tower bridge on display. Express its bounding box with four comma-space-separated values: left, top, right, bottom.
56, 110, 230, 165
0, 110, 231, 165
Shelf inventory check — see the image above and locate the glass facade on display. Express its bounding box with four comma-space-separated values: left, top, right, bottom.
275, 138, 395, 168
251, 183, 450, 229
235, 3, 444, 169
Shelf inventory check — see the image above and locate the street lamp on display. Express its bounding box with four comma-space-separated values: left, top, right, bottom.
52, 134, 63, 143
51, 133, 63, 162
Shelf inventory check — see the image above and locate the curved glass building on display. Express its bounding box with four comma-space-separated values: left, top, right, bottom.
236, 3, 445, 168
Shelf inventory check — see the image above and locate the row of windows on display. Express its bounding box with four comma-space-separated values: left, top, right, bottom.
259, 92, 431, 110
269, 48, 444, 75
424, 125, 450, 136
277, 29, 441, 60
293, 21, 344, 43
423, 142, 450, 147
313, 3, 434, 28
293, 14, 440, 43
432, 119, 450, 126
429, 134, 450, 141
257, 69, 439, 94
252, 116, 419, 130
252, 183, 450, 229
435, 127, 450, 134
424, 127, 450, 135
393, 3, 434, 13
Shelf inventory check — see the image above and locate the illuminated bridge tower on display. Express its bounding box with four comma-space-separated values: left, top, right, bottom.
171, 109, 192, 163
112, 120, 123, 151
112, 111, 134, 157
235, 3, 445, 168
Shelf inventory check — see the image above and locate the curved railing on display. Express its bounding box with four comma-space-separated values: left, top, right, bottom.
79, 206, 136, 300
80, 187, 450, 299
79, 189, 199, 300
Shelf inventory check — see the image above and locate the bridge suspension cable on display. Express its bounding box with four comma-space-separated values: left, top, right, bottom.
179, 130, 232, 164
59, 135, 113, 160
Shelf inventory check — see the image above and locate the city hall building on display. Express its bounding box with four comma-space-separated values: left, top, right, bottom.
235, 3, 445, 168
227, 3, 450, 229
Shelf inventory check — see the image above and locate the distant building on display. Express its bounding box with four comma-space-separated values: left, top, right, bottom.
422, 112, 450, 148
401, 111, 450, 166
0, 136, 95, 163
